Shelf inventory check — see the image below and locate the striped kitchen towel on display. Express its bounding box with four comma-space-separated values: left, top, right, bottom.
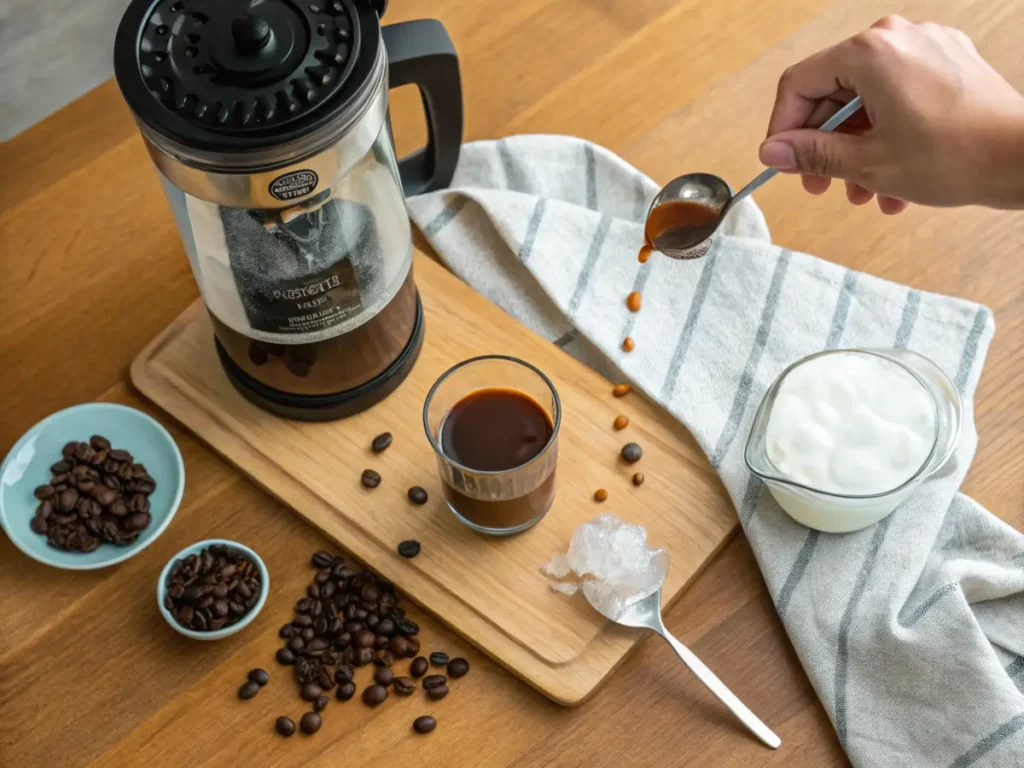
407, 135, 1024, 767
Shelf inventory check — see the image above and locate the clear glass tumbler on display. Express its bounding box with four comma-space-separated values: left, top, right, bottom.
423, 356, 561, 536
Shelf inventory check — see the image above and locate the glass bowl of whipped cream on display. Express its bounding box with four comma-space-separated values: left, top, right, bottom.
744, 348, 962, 533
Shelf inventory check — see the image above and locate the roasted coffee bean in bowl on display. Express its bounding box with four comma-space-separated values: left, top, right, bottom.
157, 539, 269, 640
0, 403, 185, 570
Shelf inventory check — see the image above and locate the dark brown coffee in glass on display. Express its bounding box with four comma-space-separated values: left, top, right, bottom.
424, 356, 561, 536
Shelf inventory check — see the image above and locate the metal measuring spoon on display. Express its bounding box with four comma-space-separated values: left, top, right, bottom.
591, 587, 782, 749
649, 96, 864, 259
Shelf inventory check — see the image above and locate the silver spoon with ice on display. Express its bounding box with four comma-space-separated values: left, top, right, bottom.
597, 589, 781, 749
546, 515, 780, 749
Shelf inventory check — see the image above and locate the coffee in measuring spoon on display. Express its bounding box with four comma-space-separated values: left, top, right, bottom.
638, 200, 721, 262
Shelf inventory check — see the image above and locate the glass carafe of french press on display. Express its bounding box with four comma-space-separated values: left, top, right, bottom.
114, 0, 462, 420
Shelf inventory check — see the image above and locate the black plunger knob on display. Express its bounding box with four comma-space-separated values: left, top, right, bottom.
231, 14, 272, 55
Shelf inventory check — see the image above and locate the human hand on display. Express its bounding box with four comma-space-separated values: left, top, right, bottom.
760, 15, 1024, 213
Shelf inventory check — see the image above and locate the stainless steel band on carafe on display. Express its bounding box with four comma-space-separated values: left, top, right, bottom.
113, 0, 463, 420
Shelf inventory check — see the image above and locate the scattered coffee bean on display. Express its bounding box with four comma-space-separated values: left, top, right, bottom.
166, 544, 261, 633
238, 681, 260, 700
334, 665, 354, 685
621, 442, 643, 463
626, 291, 642, 312
612, 383, 631, 398
429, 652, 449, 666
314, 695, 329, 712
398, 540, 421, 559
361, 469, 382, 488
427, 684, 449, 700
413, 715, 437, 734
410, 657, 428, 678
363, 684, 388, 706
422, 674, 447, 690
300, 682, 322, 702
394, 677, 416, 695
275, 716, 296, 737
336, 681, 356, 701
371, 432, 393, 453
248, 669, 269, 686
447, 658, 469, 678
354, 647, 375, 666
613, 415, 629, 430
29, 437, 157, 552
374, 667, 395, 687
300, 712, 322, 734
407, 486, 428, 505
375, 650, 396, 667
622, 336, 635, 352
594, 488, 608, 502
632, 472, 645, 487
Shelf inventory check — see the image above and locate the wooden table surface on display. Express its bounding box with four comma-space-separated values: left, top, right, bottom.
2, 0, 1022, 766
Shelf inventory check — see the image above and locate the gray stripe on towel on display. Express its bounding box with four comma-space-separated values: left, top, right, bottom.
894, 289, 921, 348
948, 714, 1024, 768
899, 583, 959, 628
633, 173, 648, 223
826, 270, 857, 349
709, 249, 792, 468
659, 247, 719, 403
954, 307, 990, 393
584, 143, 598, 210
835, 514, 896, 747
518, 199, 548, 263
567, 215, 613, 318
499, 139, 531, 194
553, 329, 579, 349
423, 197, 470, 238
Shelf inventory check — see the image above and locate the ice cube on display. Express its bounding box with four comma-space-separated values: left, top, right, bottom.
543, 514, 669, 618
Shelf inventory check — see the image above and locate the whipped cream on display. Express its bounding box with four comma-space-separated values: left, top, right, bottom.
765, 351, 936, 495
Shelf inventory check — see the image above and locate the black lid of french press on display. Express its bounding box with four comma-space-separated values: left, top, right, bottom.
114, 0, 387, 152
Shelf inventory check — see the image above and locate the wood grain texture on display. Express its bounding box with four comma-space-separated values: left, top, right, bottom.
130, 251, 736, 704
1, 0, 1022, 765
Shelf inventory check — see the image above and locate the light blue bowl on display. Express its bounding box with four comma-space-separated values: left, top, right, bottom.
157, 539, 269, 640
0, 403, 185, 570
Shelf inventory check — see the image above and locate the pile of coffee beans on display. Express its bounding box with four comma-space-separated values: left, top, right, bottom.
164, 544, 262, 632
31, 436, 157, 552
269, 550, 471, 738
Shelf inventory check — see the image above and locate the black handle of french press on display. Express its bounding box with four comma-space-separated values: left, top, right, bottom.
381, 19, 463, 197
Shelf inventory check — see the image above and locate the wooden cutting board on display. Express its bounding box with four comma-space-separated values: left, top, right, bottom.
130, 250, 736, 705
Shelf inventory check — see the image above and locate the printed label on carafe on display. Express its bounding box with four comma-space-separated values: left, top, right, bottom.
183, 190, 382, 341
242, 258, 361, 335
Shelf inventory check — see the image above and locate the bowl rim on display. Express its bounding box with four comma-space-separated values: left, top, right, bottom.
157, 538, 270, 640
0, 402, 185, 571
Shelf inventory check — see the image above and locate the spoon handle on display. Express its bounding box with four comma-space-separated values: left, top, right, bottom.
730, 95, 864, 208
657, 627, 782, 749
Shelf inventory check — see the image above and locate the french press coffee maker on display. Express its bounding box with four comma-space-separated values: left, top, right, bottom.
114, 0, 462, 420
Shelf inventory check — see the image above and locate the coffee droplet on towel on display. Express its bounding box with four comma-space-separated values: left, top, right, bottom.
622, 337, 635, 352
613, 415, 629, 431
612, 384, 631, 398
626, 292, 641, 312
593, 488, 608, 502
